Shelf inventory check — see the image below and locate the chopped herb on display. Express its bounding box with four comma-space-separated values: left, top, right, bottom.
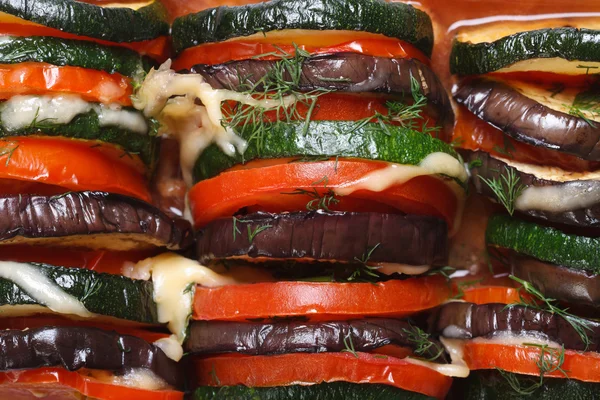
468, 158, 483, 169
452, 279, 484, 300
316, 76, 352, 83
497, 368, 542, 396
403, 325, 445, 361
232, 216, 242, 241
492, 135, 516, 158
247, 224, 272, 243
569, 87, 600, 128
209, 364, 221, 386
341, 332, 359, 358
479, 166, 525, 215
450, 136, 465, 147
348, 243, 381, 283
282, 176, 340, 212
80, 280, 103, 303
0, 141, 19, 167
183, 282, 195, 294
548, 82, 565, 98
577, 65, 600, 75
117, 339, 131, 353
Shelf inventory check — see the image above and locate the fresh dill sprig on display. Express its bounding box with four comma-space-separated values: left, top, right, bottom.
548, 82, 566, 98
510, 275, 594, 350
247, 224, 272, 243
282, 176, 340, 212
0, 140, 19, 166
403, 325, 445, 361
451, 279, 484, 300
80, 280, 103, 303
341, 332, 359, 358
496, 368, 542, 396
568, 86, 600, 128
347, 243, 381, 282
468, 158, 483, 169
492, 135, 516, 158
479, 166, 525, 215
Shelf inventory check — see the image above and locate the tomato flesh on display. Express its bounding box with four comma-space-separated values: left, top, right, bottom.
0, 368, 183, 400
188, 159, 461, 230
0, 137, 151, 202
173, 37, 430, 69
0, 62, 132, 105
194, 352, 452, 399
194, 275, 451, 321
464, 342, 600, 383
460, 286, 523, 305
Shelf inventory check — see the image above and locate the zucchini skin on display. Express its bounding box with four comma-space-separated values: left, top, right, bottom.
194, 121, 459, 182
0, 0, 169, 43
451, 27, 600, 75
0, 263, 159, 324
486, 214, 600, 273
0, 111, 159, 167
463, 371, 600, 400
172, 0, 434, 57
193, 383, 434, 400
0, 36, 153, 78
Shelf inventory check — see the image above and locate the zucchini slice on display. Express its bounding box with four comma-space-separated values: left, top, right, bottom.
193, 383, 435, 400
0, 261, 159, 324
486, 214, 600, 273
451, 24, 600, 75
0, 0, 169, 43
171, 0, 434, 56
0, 36, 153, 78
194, 121, 461, 182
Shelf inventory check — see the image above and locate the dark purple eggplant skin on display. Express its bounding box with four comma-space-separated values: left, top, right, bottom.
455, 78, 600, 160
191, 53, 454, 133
465, 150, 600, 228
186, 318, 447, 362
0, 326, 183, 388
429, 302, 600, 352
0, 191, 193, 250
512, 255, 600, 309
196, 211, 449, 266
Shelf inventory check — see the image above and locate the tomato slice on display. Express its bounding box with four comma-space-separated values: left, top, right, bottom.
0, 137, 151, 202
194, 352, 452, 399
0, 20, 170, 61
194, 275, 451, 321
461, 286, 523, 305
463, 342, 600, 383
0, 368, 183, 400
173, 37, 430, 69
188, 159, 461, 230
0, 62, 132, 105
455, 106, 600, 172
0, 245, 159, 275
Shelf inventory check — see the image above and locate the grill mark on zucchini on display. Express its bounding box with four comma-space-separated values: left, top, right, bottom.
0, 0, 169, 43
172, 0, 434, 56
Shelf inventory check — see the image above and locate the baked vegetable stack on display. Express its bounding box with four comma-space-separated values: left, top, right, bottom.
0, 1, 192, 399
132, 0, 469, 398
446, 18, 600, 397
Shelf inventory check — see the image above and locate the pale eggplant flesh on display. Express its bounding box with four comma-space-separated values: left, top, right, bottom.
455, 78, 600, 160
186, 318, 448, 362
0, 326, 184, 388
191, 53, 454, 133
429, 302, 600, 352
196, 211, 449, 267
0, 191, 193, 250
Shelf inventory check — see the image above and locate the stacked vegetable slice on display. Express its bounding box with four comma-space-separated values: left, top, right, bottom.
448, 19, 600, 397
131, 0, 468, 398
0, 2, 192, 399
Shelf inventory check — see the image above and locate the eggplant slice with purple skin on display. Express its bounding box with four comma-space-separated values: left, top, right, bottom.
455, 78, 600, 160
185, 318, 448, 362
465, 150, 600, 228
191, 53, 454, 132
511, 254, 600, 309
196, 211, 449, 267
0, 191, 193, 250
429, 302, 600, 352
0, 326, 184, 388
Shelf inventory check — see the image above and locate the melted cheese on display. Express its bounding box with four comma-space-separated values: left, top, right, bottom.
0, 261, 91, 318
405, 356, 470, 378
124, 253, 240, 361
83, 368, 170, 391
498, 58, 600, 76
0, 95, 148, 133
132, 60, 297, 185
375, 263, 431, 275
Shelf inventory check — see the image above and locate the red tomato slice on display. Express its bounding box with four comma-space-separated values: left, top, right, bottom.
194, 275, 451, 321
0, 368, 183, 400
194, 352, 452, 399
464, 342, 600, 383
461, 286, 524, 305
173, 37, 430, 69
0, 20, 170, 61
0, 245, 159, 275
0, 62, 132, 105
188, 159, 461, 230
0, 137, 151, 202
455, 106, 600, 172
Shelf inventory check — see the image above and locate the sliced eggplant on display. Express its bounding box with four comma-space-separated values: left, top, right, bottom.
511, 255, 600, 309
196, 211, 449, 267
0, 326, 183, 388
465, 150, 600, 228
0, 191, 193, 250
186, 318, 447, 362
191, 53, 454, 132
429, 302, 600, 352
455, 78, 600, 160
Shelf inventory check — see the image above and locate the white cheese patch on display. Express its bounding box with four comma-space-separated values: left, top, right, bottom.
0, 261, 91, 318
0, 94, 148, 133
132, 60, 297, 186
84, 368, 170, 391
374, 263, 431, 275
